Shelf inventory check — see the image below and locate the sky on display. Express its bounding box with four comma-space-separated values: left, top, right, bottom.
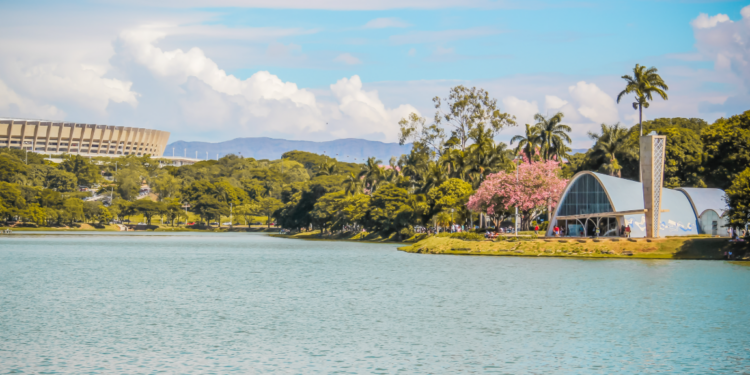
1, 0, 749, 148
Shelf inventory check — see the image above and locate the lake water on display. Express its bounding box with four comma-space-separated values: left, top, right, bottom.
1, 232, 749, 374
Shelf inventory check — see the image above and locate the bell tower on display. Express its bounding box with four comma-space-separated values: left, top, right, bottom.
640, 132, 666, 238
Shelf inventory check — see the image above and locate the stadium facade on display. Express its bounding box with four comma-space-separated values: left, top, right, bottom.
547, 133, 730, 238
0, 118, 170, 157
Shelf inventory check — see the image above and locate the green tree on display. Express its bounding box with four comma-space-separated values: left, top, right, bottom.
0, 182, 27, 220
151, 172, 181, 200
59, 154, 100, 186
428, 178, 474, 215
588, 123, 635, 177
316, 160, 338, 176
129, 199, 166, 225
533, 112, 572, 161
617, 64, 669, 136
21, 203, 45, 225
398, 112, 448, 158
654, 127, 705, 188
63, 198, 85, 225
83, 201, 102, 223
420, 162, 450, 194
343, 172, 362, 195
259, 196, 283, 228
182, 180, 216, 204
311, 191, 346, 231
399, 86, 516, 155
640, 117, 709, 133
0, 154, 28, 183
510, 124, 541, 162
726, 167, 750, 227
116, 169, 143, 200
192, 196, 228, 225
27, 164, 54, 187
162, 198, 184, 226
236, 201, 261, 225
46, 169, 78, 192
701, 110, 750, 189
365, 183, 415, 235
340, 193, 371, 227
433, 86, 516, 151
358, 157, 384, 192
97, 206, 113, 225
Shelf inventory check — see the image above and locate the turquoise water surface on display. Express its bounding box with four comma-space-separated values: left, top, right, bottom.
1, 232, 749, 373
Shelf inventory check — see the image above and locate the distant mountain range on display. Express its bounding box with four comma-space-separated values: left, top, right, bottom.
164, 137, 413, 162
164, 138, 590, 162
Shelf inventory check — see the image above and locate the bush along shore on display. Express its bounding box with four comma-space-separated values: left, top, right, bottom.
270, 229, 421, 243
398, 235, 750, 260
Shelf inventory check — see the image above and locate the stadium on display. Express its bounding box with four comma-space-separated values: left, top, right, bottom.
0, 118, 170, 158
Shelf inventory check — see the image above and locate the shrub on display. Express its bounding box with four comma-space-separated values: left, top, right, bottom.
436, 232, 484, 241
399, 227, 415, 238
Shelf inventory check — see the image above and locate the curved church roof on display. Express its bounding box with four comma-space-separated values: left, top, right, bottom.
676, 188, 729, 217
591, 172, 643, 212
566, 172, 696, 216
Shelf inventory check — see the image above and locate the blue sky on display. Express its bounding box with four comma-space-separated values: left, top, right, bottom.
1, 0, 748, 148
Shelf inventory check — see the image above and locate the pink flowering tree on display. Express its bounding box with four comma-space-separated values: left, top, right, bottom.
467, 158, 568, 230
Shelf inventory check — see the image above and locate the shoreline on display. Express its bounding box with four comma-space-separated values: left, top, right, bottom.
397, 236, 749, 260
270, 231, 410, 245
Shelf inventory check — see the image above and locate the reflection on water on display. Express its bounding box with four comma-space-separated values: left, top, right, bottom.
1, 233, 749, 374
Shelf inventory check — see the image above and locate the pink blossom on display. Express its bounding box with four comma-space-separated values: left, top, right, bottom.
467, 159, 568, 217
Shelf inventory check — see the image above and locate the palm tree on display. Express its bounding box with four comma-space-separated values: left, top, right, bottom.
441, 148, 470, 180
420, 162, 449, 193
533, 112, 572, 161
617, 64, 669, 137
588, 123, 635, 177
358, 157, 383, 192
343, 172, 361, 195
547, 142, 572, 163
466, 141, 512, 188
261, 181, 275, 198
316, 160, 338, 176
510, 124, 540, 162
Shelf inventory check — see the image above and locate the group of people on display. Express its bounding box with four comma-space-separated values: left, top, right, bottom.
548, 225, 633, 238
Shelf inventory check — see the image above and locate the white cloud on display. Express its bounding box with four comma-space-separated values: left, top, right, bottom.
0, 18, 419, 143
330, 75, 419, 140
502, 96, 539, 126
568, 81, 618, 124
363, 17, 410, 29
112, 25, 414, 141
118, 26, 319, 110
0, 79, 65, 119
691, 6, 750, 89
544, 95, 568, 112
690, 13, 731, 29
333, 53, 363, 65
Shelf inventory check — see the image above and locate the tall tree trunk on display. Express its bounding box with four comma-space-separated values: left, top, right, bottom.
638, 104, 643, 182
547, 198, 551, 230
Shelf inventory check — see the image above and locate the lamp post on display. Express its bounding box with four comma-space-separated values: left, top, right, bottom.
514, 156, 520, 238
230, 203, 233, 229
182, 202, 190, 226
451, 208, 455, 233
